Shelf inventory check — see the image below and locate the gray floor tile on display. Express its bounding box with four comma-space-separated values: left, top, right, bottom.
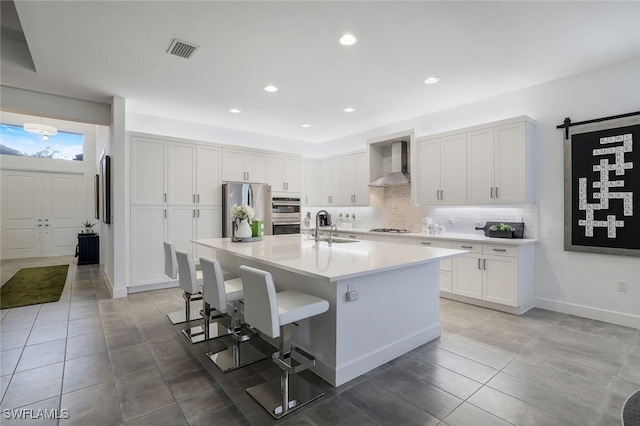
34, 308, 69, 326
304, 394, 380, 425
618, 343, 640, 383
26, 322, 68, 346
179, 390, 249, 426
0, 362, 64, 409
540, 325, 631, 364
342, 380, 440, 426
487, 371, 601, 425
65, 332, 107, 360
0, 328, 30, 351
104, 326, 145, 351
0, 313, 37, 332
110, 343, 156, 379
468, 386, 571, 426
371, 368, 463, 420
116, 368, 176, 422
16, 339, 66, 372
67, 315, 103, 337
525, 339, 622, 376
123, 404, 187, 426
63, 351, 114, 393
146, 335, 196, 366
60, 381, 123, 426
1, 396, 61, 426
417, 346, 500, 384
435, 334, 516, 370
443, 402, 512, 426
0, 348, 22, 376
600, 377, 640, 422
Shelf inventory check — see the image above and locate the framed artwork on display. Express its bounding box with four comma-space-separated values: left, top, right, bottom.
564, 114, 639, 256
100, 154, 111, 224
94, 174, 100, 220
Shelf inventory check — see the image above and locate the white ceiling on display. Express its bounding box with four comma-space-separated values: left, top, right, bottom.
3, 1, 639, 143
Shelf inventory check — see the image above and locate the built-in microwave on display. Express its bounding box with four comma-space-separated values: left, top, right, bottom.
272, 197, 301, 235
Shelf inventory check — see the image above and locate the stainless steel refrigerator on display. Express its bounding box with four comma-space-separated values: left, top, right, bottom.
222, 182, 272, 237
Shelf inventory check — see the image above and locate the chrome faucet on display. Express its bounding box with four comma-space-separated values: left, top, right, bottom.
329, 224, 337, 246
315, 210, 329, 242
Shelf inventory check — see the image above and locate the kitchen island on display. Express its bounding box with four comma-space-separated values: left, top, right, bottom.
194, 234, 466, 386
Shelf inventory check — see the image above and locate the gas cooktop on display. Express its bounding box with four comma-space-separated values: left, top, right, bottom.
370, 228, 413, 233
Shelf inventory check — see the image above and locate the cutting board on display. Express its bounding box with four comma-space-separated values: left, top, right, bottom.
474, 221, 525, 239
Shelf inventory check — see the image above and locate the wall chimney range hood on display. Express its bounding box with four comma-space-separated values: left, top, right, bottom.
369, 141, 410, 187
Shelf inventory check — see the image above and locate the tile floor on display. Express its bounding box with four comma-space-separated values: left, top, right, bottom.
1, 256, 639, 425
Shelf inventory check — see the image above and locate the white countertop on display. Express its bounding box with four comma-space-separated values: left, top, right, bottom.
305, 227, 538, 246
193, 234, 466, 282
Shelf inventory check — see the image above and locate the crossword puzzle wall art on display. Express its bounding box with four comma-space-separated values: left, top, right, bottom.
564, 115, 640, 257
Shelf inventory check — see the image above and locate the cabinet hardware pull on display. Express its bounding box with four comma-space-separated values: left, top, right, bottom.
478, 258, 482, 269
164, 209, 167, 219
441, 190, 444, 200
164, 193, 167, 202
483, 259, 487, 269
495, 187, 499, 198
490, 187, 494, 198
197, 194, 200, 203
461, 245, 473, 249
492, 248, 507, 252
193, 194, 195, 203
349, 235, 356, 238
197, 209, 200, 218
193, 209, 196, 218
421, 242, 431, 245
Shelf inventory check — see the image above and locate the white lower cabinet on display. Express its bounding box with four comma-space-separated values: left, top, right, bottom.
403, 238, 454, 292
131, 205, 222, 288
451, 241, 532, 312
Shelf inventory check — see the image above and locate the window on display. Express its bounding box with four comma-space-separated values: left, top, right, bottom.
0, 123, 84, 161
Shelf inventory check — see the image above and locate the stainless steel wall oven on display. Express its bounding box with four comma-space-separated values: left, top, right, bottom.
272, 197, 301, 235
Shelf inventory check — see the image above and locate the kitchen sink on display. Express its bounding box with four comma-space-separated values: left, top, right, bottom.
318, 237, 359, 244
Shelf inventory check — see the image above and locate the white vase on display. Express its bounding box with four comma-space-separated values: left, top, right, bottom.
235, 218, 252, 238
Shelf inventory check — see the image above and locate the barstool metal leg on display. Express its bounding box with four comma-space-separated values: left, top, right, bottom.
166, 292, 202, 324
207, 301, 267, 372
246, 324, 324, 419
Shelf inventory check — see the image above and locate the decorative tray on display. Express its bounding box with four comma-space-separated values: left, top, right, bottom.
231, 236, 263, 243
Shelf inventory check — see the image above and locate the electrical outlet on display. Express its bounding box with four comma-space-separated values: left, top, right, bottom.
347, 289, 359, 301
617, 280, 628, 292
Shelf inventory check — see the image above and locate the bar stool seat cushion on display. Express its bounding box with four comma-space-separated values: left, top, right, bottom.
276, 291, 329, 327
224, 278, 244, 305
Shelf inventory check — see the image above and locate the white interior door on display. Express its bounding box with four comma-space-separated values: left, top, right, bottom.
1, 170, 43, 258
43, 173, 84, 256
1, 170, 84, 259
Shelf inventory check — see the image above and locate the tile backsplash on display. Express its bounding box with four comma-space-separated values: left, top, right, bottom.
304, 185, 539, 239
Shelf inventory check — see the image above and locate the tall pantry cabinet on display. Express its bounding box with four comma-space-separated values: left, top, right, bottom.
130, 135, 222, 287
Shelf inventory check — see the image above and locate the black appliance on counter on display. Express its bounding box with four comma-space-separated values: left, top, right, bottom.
318, 212, 331, 227
272, 197, 301, 235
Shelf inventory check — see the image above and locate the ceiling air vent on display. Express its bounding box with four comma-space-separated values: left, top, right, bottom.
167, 39, 199, 59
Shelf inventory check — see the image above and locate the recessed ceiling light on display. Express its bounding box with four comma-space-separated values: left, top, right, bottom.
339, 34, 357, 46
344, 107, 355, 113
302, 124, 311, 128
264, 85, 278, 92
229, 108, 241, 114
424, 76, 440, 84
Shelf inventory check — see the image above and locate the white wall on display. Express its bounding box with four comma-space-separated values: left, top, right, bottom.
318, 58, 640, 327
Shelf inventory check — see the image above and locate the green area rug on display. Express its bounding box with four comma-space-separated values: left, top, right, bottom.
1, 265, 69, 309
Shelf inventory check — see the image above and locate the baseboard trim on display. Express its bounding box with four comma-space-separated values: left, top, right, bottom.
534, 297, 640, 328
128, 280, 178, 294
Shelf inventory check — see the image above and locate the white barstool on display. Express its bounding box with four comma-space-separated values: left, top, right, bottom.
164, 242, 203, 324
176, 250, 225, 344
200, 257, 267, 372
240, 265, 329, 419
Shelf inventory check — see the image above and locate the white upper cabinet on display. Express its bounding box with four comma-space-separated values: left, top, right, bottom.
131, 136, 167, 204
343, 152, 369, 205
303, 160, 323, 206
415, 116, 534, 206
222, 148, 268, 183
167, 142, 196, 205
467, 121, 532, 203
415, 134, 467, 205
196, 146, 222, 206
268, 154, 302, 194
322, 159, 338, 205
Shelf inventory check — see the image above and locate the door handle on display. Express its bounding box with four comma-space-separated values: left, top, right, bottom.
477, 258, 481, 269
421, 241, 431, 245
461, 245, 473, 249
491, 187, 494, 198
495, 187, 499, 199
483, 259, 487, 269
